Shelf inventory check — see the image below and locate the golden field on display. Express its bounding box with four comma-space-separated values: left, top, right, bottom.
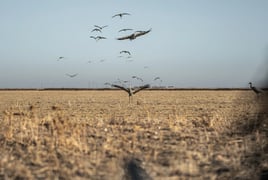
0, 90, 267, 179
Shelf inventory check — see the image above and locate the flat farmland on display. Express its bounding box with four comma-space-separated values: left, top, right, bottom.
0, 90, 267, 179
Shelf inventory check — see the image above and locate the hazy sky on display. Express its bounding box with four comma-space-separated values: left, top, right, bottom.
0, 0, 267, 88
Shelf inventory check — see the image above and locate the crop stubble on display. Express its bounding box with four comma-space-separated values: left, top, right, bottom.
0, 90, 267, 179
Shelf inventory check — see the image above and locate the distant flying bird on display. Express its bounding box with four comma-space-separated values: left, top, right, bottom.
94, 25, 108, 29
120, 50, 131, 55
57, 56, 64, 61
104, 82, 111, 86
112, 84, 150, 103
118, 28, 133, 32
249, 82, 263, 95
90, 36, 107, 41
112, 13, 131, 19
154, 77, 161, 81
91, 28, 102, 33
132, 76, 143, 82
99, 59, 105, 63
117, 29, 151, 41
66, 73, 78, 78
144, 66, 149, 69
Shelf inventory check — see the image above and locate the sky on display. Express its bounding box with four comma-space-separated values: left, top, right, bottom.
0, 0, 268, 88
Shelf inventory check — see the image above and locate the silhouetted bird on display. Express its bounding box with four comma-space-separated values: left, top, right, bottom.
66, 73, 78, 78
117, 29, 151, 40
120, 50, 131, 55
119, 28, 133, 32
154, 77, 160, 81
91, 28, 102, 33
94, 25, 108, 29
57, 56, 64, 61
90, 36, 107, 41
112, 13, 131, 19
249, 82, 263, 95
112, 84, 150, 103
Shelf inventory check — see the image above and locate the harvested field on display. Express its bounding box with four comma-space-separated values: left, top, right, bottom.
0, 90, 267, 179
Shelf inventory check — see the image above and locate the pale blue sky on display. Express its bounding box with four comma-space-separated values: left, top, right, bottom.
0, 0, 267, 88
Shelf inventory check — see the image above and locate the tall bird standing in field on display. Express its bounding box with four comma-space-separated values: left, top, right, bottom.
249, 82, 263, 96
117, 29, 152, 41
112, 84, 150, 103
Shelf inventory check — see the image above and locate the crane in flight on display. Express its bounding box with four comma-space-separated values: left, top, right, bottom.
112, 13, 131, 19
94, 25, 108, 29
66, 73, 78, 78
117, 29, 151, 41
111, 84, 150, 103
118, 28, 133, 32
120, 50, 131, 55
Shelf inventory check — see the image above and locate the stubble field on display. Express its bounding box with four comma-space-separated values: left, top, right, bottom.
0, 90, 267, 179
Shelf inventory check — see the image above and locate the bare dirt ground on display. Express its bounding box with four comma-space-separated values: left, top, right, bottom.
0, 90, 267, 179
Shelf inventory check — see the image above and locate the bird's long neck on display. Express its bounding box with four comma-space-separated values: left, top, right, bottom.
249, 83, 253, 88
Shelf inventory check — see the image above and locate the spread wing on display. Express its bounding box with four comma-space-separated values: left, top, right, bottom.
133, 84, 150, 94
121, 13, 131, 16
111, 84, 130, 94
117, 34, 133, 40
91, 28, 101, 32
135, 29, 152, 38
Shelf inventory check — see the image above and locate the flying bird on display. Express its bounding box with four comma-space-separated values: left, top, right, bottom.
117, 29, 151, 41
118, 28, 133, 32
91, 28, 102, 33
111, 84, 150, 103
94, 25, 108, 29
90, 36, 107, 41
154, 77, 161, 81
120, 50, 131, 55
66, 73, 78, 78
112, 13, 131, 19
132, 76, 143, 82
57, 56, 64, 61
249, 82, 263, 96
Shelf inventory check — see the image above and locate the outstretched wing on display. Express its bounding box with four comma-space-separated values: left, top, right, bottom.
135, 29, 152, 38
91, 28, 101, 32
121, 13, 131, 16
117, 34, 133, 40
112, 14, 120, 18
133, 84, 150, 94
111, 84, 130, 94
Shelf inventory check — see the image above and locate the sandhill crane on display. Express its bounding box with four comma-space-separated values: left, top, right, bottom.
249, 82, 263, 96
94, 25, 108, 29
91, 28, 102, 33
154, 77, 160, 81
117, 29, 151, 41
119, 28, 133, 32
120, 50, 131, 55
112, 13, 131, 19
112, 84, 150, 103
66, 73, 78, 78
132, 76, 143, 82
57, 56, 64, 61
90, 36, 107, 41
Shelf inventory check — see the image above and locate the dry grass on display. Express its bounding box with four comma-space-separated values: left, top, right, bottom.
0, 90, 267, 179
